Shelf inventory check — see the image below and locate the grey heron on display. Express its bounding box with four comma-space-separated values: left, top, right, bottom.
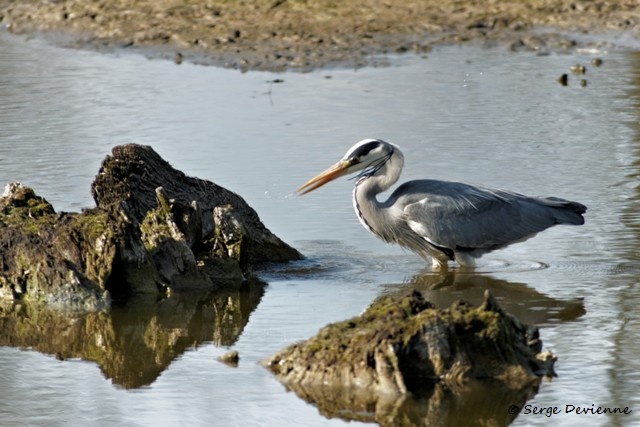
296, 139, 586, 270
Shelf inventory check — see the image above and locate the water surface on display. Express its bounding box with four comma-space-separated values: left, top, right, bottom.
0, 30, 639, 426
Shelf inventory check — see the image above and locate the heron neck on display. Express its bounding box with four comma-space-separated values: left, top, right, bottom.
358, 147, 403, 194
352, 148, 404, 239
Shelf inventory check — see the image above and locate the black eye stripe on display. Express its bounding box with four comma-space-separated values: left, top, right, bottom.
349, 140, 384, 158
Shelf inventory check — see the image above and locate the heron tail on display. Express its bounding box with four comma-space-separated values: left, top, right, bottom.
540, 197, 587, 225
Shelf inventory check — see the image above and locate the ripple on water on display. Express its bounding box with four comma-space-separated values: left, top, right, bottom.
547, 259, 634, 277
458, 258, 550, 274
257, 240, 421, 282
259, 241, 623, 281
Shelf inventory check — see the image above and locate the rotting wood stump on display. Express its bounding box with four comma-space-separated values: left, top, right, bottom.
0, 144, 302, 309
263, 290, 555, 395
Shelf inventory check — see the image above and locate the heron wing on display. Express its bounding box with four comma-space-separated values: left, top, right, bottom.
394, 180, 565, 251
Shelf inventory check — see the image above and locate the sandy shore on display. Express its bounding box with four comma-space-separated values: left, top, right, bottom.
0, 1, 638, 71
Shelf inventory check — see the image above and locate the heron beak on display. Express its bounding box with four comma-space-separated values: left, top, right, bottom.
296, 160, 351, 195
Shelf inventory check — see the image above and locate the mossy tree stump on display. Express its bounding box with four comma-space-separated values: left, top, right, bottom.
264, 290, 555, 395
0, 144, 302, 309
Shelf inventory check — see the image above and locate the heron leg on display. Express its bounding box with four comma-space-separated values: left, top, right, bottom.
431, 257, 449, 272
454, 252, 477, 268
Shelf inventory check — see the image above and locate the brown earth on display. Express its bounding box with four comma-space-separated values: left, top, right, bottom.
0, 1, 639, 71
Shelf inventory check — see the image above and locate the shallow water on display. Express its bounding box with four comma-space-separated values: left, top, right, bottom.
0, 30, 639, 426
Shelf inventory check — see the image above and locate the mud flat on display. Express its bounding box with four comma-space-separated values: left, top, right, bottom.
1, 1, 639, 71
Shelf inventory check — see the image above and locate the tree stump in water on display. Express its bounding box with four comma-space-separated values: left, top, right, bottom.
92, 144, 300, 265
263, 290, 555, 395
0, 144, 302, 309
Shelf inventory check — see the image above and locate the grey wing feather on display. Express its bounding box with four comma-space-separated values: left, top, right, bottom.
392, 180, 585, 253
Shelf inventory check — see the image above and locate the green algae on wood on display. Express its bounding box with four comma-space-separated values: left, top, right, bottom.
0, 183, 110, 310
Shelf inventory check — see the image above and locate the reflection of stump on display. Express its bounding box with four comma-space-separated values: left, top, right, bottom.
0, 279, 265, 389
264, 290, 555, 395
284, 378, 538, 426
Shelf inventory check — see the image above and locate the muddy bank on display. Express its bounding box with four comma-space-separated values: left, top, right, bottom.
0, 1, 639, 71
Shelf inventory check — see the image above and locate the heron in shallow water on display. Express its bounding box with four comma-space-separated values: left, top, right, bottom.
296, 139, 586, 270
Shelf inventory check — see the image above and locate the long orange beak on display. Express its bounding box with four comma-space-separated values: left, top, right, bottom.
296, 160, 351, 195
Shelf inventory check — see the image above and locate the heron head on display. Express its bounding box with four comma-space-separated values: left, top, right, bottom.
296, 139, 395, 195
